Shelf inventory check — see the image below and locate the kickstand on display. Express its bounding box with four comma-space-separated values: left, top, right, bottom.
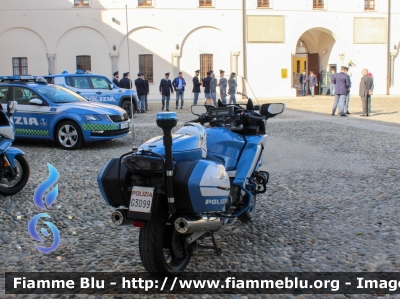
197, 232, 222, 256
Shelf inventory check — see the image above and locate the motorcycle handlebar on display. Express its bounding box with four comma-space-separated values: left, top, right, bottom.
244, 113, 263, 122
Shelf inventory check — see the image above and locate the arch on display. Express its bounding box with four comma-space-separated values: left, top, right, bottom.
0, 27, 49, 75
179, 26, 222, 57
293, 27, 337, 53
118, 26, 168, 51
55, 26, 111, 74
56, 26, 111, 51
0, 27, 48, 53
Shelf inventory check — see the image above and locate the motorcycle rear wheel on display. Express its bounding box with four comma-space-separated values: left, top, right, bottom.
0, 155, 30, 196
139, 195, 191, 276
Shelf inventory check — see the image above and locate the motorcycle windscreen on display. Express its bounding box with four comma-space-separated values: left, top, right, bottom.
215, 75, 258, 105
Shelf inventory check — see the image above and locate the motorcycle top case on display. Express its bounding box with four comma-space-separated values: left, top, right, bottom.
173, 159, 230, 214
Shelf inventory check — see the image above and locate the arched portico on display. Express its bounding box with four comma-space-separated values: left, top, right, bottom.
292, 27, 337, 96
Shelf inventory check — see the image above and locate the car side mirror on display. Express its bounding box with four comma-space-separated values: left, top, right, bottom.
109, 83, 114, 90
260, 103, 285, 118
7, 100, 18, 117
191, 105, 207, 116
29, 98, 43, 105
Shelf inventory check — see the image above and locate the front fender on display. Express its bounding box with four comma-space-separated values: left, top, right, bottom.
5, 147, 25, 168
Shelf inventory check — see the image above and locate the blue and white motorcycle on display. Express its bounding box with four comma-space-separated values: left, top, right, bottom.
0, 101, 30, 196
98, 77, 284, 275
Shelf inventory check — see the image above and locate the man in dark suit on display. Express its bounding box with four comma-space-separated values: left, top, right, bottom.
359, 68, 374, 116
159, 72, 174, 111
119, 72, 132, 89
202, 70, 213, 105
332, 66, 350, 117
112, 71, 120, 87
192, 70, 201, 105
344, 67, 351, 114
299, 70, 307, 96
134, 72, 147, 113
218, 70, 227, 104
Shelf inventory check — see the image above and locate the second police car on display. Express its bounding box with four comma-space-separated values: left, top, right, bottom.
0, 76, 131, 150
43, 70, 138, 117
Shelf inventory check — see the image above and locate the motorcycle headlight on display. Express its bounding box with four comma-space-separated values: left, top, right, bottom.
85, 114, 102, 121
122, 155, 164, 173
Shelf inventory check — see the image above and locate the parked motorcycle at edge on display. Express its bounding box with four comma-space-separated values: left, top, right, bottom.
0, 101, 30, 196
98, 77, 285, 276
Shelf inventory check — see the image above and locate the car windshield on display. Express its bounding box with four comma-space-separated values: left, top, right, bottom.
34, 85, 88, 103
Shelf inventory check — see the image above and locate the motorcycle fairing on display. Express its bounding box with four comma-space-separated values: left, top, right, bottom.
139, 134, 202, 162
205, 127, 246, 170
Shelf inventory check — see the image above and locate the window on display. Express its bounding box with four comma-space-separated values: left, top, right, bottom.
138, 0, 152, 6
12, 87, 40, 105
74, 0, 89, 6
257, 0, 270, 8
313, 0, 324, 8
365, 0, 375, 10
139, 54, 154, 83
65, 77, 91, 89
76, 56, 91, 73
12, 58, 28, 76
199, 0, 212, 7
89, 77, 111, 89
200, 54, 213, 79
0, 87, 9, 104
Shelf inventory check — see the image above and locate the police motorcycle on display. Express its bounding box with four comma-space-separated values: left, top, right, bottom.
97, 76, 285, 275
0, 101, 30, 195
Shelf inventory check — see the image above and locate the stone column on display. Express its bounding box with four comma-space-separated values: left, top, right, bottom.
47, 54, 56, 75
339, 53, 345, 67
110, 54, 119, 74
172, 53, 180, 77
230, 51, 240, 74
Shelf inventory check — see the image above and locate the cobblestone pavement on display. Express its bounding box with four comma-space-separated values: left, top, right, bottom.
258, 95, 400, 126
1, 103, 400, 299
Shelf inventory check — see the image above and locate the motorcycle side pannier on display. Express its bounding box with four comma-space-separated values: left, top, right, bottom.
174, 160, 230, 214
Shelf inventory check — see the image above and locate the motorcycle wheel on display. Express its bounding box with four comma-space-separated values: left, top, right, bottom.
0, 155, 30, 196
238, 194, 257, 223
139, 195, 191, 276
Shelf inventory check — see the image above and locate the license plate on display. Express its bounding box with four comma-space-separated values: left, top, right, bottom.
120, 122, 129, 129
129, 186, 154, 213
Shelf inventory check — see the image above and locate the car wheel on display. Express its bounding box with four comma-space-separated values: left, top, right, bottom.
55, 120, 84, 150
121, 99, 135, 118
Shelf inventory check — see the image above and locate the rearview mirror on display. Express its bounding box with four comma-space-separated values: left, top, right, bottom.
191, 105, 207, 116
30, 98, 43, 105
109, 83, 113, 90
260, 103, 285, 118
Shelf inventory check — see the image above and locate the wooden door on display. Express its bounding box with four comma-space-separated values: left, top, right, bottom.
308, 53, 320, 95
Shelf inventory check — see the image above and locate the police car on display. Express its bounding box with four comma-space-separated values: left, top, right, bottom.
43, 70, 138, 117
0, 76, 131, 150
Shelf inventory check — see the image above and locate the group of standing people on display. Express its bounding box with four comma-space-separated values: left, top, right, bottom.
113, 71, 149, 113
298, 66, 374, 117
330, 67, 373, 117
193, 70, 238, 106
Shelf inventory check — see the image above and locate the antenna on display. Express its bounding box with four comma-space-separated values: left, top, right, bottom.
125, 4, 138, 150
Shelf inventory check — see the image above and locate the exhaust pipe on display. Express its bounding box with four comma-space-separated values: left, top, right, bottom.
174, 216, 222, 234
111, 209, 132, 226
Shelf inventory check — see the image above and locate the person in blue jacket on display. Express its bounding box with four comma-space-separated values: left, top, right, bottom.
172, 72, 186, 109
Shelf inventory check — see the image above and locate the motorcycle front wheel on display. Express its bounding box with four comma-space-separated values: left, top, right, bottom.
139, 195, 191, 276
0, 155, 30, 196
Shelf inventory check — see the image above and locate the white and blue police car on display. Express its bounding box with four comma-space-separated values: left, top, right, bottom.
0, 76, 131, 150
43, 70, 138, 117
